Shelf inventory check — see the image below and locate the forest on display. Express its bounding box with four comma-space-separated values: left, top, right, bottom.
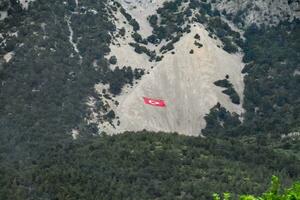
241, 21, 300, 135
203, 20, 300, 137
0, 132, 299, 199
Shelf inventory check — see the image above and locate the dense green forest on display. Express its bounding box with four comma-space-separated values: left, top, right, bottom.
0, 0, 111, 163
0, 0, 146, 144
203, 20, 300, 137
0, 132, 299, 199
0, 0, 151, 163
241, 21, 300, 135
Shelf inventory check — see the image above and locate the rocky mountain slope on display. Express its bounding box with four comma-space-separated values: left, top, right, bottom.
212, 0, 300, 27
86, 0, 244, 136
0, 1, 299, 199
0, 0, 299, 137
87, 0, 299, 136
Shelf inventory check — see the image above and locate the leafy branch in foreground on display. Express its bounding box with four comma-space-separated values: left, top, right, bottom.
213, 176, 300, 200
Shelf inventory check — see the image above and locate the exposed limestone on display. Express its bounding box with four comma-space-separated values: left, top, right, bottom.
19, 0, 35, 10
0, 11, 7, 20
97, 23, 244, 136
3, 52, 14, 62
118, 0, 165, 37
212, 0, 300, 27
83, 0, 247, 136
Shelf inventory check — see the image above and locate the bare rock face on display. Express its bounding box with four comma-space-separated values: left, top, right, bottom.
0, 0, 35, 20
89, 0, 299, 136
100, 25, 244, 136
19, 0, 35, 9
118, 0, 165, 37
212, 0, 300, 27
90, 0, 245, 136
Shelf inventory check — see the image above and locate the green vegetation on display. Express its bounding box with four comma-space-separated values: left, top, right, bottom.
160, 33, 182, 53
129, 42, 157, 61
0, 132, 299, 199
203, 103, 241, 136
0, 0, 144, 157
214, 79, 240, 105
194, 33, 203, 48
147, 0, 241, 54
0, 0, 112, 142
147, 0, 190, 49
214, 176, 300, 200
206, 17, 241, 53
0, 0, 9, 10
241, 21, 300, 135
109, 55, 117, 65
120, 7, 140, 31
148, 0, 186, 43
194, 40, 203, 48
106, 66, 144, 95
0, 1, 299, 199
132, 32, 148, 45
204, 20, 300, 136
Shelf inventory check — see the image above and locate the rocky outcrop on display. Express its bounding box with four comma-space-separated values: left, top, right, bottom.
212, 0, 300, 27
92, 0, 245, 136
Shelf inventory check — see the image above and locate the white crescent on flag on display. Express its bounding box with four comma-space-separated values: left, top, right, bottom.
143, 97, 166, 107
148, 100, 160, 105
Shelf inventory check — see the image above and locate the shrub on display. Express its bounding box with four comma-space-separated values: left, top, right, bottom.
213, 176, 300, 200
194, 33, 201, 40
109, 55, 117, 65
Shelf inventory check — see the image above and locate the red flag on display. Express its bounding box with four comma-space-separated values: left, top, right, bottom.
143, 97, 166, 107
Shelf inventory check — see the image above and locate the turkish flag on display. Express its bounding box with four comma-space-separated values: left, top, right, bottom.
143, 97, 166, 107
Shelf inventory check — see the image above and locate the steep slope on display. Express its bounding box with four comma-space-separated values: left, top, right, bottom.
212, 0, 300, 27
1, 0, 298, 137
102, 25, 244, 136
0, 2, 299, 198
118, 0, 164, 37
92, 0, 244, 135
1, 132, 299, 199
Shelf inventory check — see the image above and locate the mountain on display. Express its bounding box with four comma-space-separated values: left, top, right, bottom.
213, 0, 300, 27
93, 0, 244, 136
0, 0, 299, 137
0, 0, 299, 199
88, 0, 300, 136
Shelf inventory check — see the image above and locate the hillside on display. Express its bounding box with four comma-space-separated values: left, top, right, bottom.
89, 0, 246, 135
86, 0, 299, 136
1, 132, 299, 199
0, 0, 299, 137
0, 0, 299, 199
213, 0, 300, 27
97, 23, 244, 136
